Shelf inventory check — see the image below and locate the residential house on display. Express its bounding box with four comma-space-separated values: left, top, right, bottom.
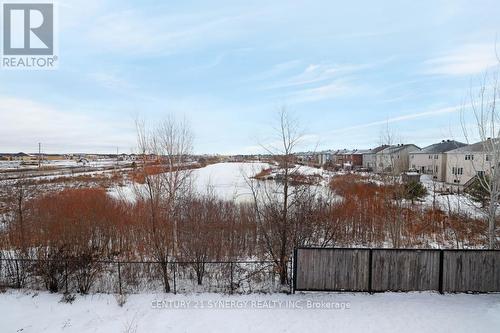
0, 152, 33, 161
409, 140, 466, 182
318, 150, 335, 166
344, 149, 371, 170
375, 144, 420, 174
296, 152, 319, 166
333, 149, 350, 168
362, 145, 389, 170
444, 140, 496, 188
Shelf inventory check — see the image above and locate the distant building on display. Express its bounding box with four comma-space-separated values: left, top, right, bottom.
0, 152, 33, 161
317, 151, 334, 166
345, 149, 371, 170
444, 140, 495, 188
409, 140, 466, 182
375, 144, 420, 175
362, 145, 389, 170
332, 149, 350, 168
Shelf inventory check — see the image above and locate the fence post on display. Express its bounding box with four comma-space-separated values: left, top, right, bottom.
117, 261, 122, 295
292, 249, 297, 294
15, 259, 20, 289
64, 260, 68, 293
230, 262, 234, 295
368, 248, 373, 294
438, 250, 444, 294
173, 262, 177, 295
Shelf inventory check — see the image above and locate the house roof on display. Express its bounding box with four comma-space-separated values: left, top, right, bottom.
447, 139, 498, 153
352, 149, 372, 155
378, 144, 420, 154
361, 145, 390, 155
0, 152, 29, 157
414, 140, 466, 154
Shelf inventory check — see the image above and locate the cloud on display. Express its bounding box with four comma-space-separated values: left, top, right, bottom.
257, 62, 371, 103
423, 43, 498, 76
83, 7, 260, 56
329, 105, 461, 134
264, 63, 370, 90
288, 80, 354, 103
244, 60, 302, 82
0, 96, 135, 153
87, 72, 133, 91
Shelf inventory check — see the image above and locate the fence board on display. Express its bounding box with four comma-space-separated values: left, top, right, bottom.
295, 248, 369, 291
295, 248, 500, 293
371, 249, 440, 292
442, 251, 500, 293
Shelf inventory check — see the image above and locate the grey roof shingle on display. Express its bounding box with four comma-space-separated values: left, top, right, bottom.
414, 140, 466, 154
447, 139, 498, 153
378, 144, 420, 154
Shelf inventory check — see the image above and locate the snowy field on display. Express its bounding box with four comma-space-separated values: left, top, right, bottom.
0, 159, 131, 170
420, 174, 485, 218
109, 162, 331, 202
109, 162, 271, 202
1, 290, 499, 332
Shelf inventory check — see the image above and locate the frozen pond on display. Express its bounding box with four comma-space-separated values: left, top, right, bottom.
109, 162, 332, 203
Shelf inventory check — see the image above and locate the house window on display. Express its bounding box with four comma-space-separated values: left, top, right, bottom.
477, 171, 485, 178
428, 155, 432, 159
452, 167, 463, 175
465, 155, 474, 160
434, 155, 439, 159
435, 165, 438, 173
486, 155, 492, 162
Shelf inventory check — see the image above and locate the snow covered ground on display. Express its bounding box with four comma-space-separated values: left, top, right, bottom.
0, 159, 131, 170
110, 162, 271, 202
420, 175, 485, 218
109, 162, 332, 202
1, 290, 499, 332
191, 162, 270, 200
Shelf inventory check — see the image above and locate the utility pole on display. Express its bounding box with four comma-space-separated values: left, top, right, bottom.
38, 142, 41, 168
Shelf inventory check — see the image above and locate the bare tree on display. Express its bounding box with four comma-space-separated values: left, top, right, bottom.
155, 116, 194, 255
461, 66, 500, 249
134, 116, 194, 292
377, 122, 397, 175
248, 107, 318, 285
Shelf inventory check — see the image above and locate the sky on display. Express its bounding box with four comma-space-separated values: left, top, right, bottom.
0, 0, 500, 154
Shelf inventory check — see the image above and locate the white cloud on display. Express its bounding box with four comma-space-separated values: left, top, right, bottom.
0, 96, 135, 153
288, 80, 354, 103
258, 62, 371, 103
264, 63, 370, 90
87, 72, 132, 91
329, 105, 461, 134
423, 43, 499, 76
83, 8, 259, 56
244, 60, 302, 82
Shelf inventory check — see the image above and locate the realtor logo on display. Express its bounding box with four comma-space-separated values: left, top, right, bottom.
2, 3, 57, 69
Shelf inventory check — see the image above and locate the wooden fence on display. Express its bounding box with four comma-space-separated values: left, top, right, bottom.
294, 248, 500, 293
